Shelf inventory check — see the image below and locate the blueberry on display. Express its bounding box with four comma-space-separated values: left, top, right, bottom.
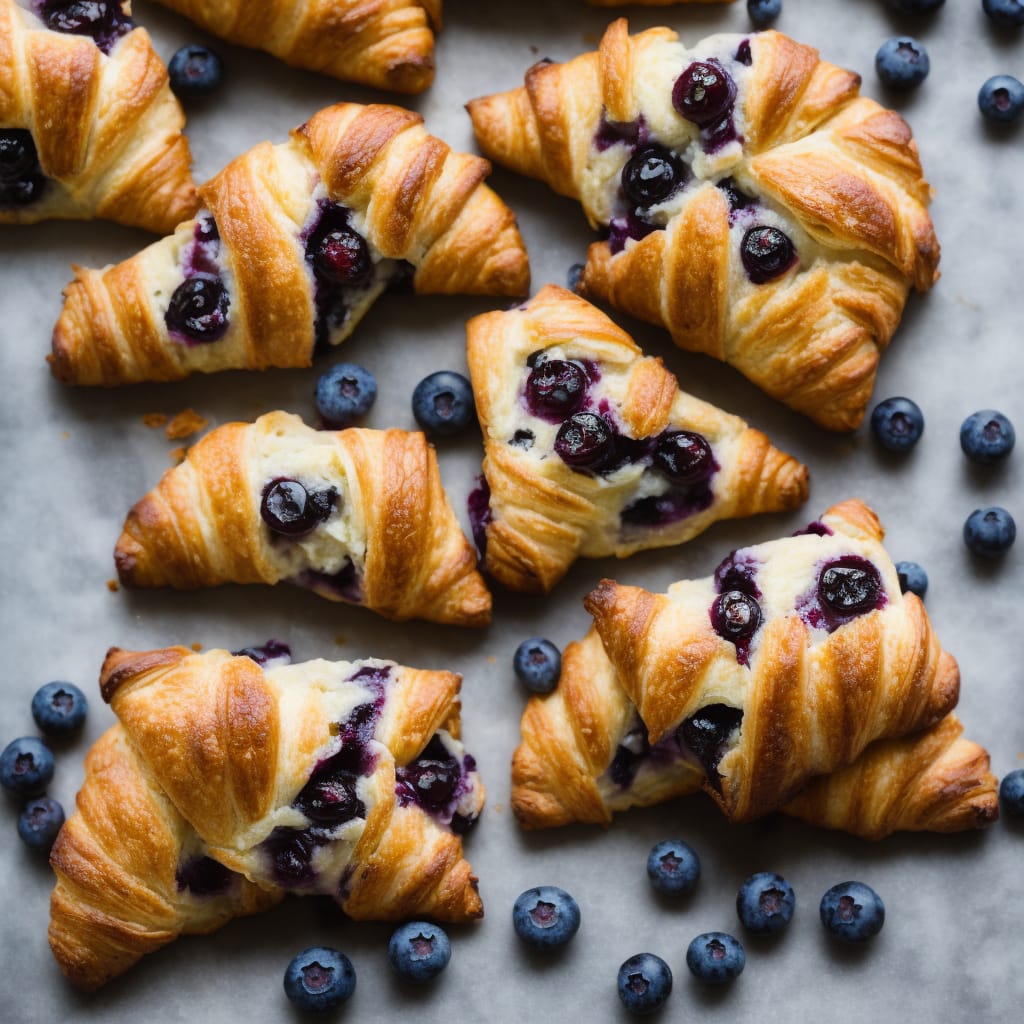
817, 558, 883, 615
875, 37, 930, 90
978, 75, 1024, 123
983, 0, 1024, 27
963, 507, 1016, 558
711, 591, 762, 643
553, 412, 615, 470
887, 0, 944, 11
870, 396, 924, 452
741, 225, 796, 283
315, 363, 377, 429
283, 947, 355, 1012
412, 371, 475, 437
678, 705, 744, 779
617, 953, 673, 1015
736, 872, 795, 935
960, 410, 1015, 464
999, 769, 1024, 817
525, 359, 588, 420
747, 0, 782, 28
567, 263, 585, 291
31, 682, 88, 738
260, 479, 337, 537
17, 796, 65, 854
819, 881, 885, 943
167, 45, 224, 98
0, 737, 55, 797
512, 886, 581, 949
621, 144, 686, 208
895, 561, 928, 598
652, 431, 713, 483
313, 227, 372, 286
672, 61, 737, 127
646, 839, 700, 896
513, 638, 562, 694
0, 130, 39, 182
387, 922, 451, 982
685, 932, 746, 983
165, 275, 230, 342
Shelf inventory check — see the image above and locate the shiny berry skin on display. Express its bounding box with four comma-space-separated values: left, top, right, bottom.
388, 922, 451, 982
293, 768, 363, 826
741, 225, 795, 283
870, 396, 924, 452
31, 682, 88, 737
876, 37, 930, 90
260, 479, 336, 537
686, 932, 746, 984
820, 881, 885, 943
960, 410, 1015, 464
672, 61, 737, 127
283, 947, 355, 1012
747, 0, 782, 27
512, 886, 581, 949
679, 705, 743, 778
818, 558, 883, 616
554, 412, 615, 470
895, 561, 928, 599
999, 769, 1024, 817
313, 228, 372, 286
621, 144, 686, 207
315, 363, 377, 428
963, 507, 1016, 558
0, 130, 38, 182
736, 872, 796, 935
646, 839, 700, 896
618, 953, 673, 1015
412, 371, 476, 437
525, 359, 588, 419
711, 591, 761, 643
983, 0, 1024, 27
513, 638, 562, 694
18, 796, 65, 854
165, 275, 230, 342
653, 431, 713, 482
978, 75, 1024, 123
167, 45, 223, 98
0, 737, 55, 797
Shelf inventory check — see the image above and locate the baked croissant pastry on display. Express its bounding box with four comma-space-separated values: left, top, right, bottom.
468, 21, 939, 430
114, 411, 492, 627
585, 500, 961, 823
49, 102, 530, 386
151, 0, 441, 93
0, 0, 197, 232
511, 627, 997, 839
467, 285, 808, 593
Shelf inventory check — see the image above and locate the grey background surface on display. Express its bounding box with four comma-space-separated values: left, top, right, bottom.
2, 0, 1022, 1020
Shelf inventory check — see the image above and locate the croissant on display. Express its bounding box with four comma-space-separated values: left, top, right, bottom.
511, 627, 997, 839
584, 500, 961, 822
49, 102, 530, 386
0, 0, 197, 232
113, 412, 492, 627
151, 0, 441, 93
468, 21, 939, 430
467, 285, 808, 593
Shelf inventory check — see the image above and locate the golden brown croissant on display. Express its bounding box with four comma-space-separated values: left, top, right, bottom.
152, 0, 441, 93
468, 21, 938, 430
467, 285, 808, 593
50, 102, 529, 386
584, 500, 961, 823
0, 0, 197, 232
113, 412, 492, 627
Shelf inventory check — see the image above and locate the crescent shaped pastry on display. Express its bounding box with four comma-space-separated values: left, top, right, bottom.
468, 21, 938, 430
113, 412, 492, 627
0, 0, 197, 232
50, 102, 530, 386
467, 285, 808, 593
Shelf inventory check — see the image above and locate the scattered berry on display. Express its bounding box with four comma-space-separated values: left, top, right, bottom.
819, 881, 885, 943
167, 45, 223, 99
646, 839, 701, 896
18, 796, 65, 854
736, 872, 796, 935
685, 932, 746, 983
412, 371, 475, 437
963, 507, 1016, 558
617, 953, 673, 1015
315, 363, 377, 429
978, 75, 1024, 123
567, 262, 585, 292
870, 396, 924, 452
875, 37, 930, 90
960, 410, 1015, 464
895, 561, 928, 599
283, 947, 356, 1012
983, 0, 1024, 28
887, 0, 945, 11
31, 681, 88, 738
0, 737, 55, 797
512, 886, 581, 949
388, 922, 451, 982
513, 638, 562, 694
747, 0, 782, 28
999, 769, 1024, 817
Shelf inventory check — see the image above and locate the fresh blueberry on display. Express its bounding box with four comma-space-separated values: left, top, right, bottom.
260, 479, 337, 537
685, 932, 746, 983
820, 881, 885, 943
870, 396, 924, 452
999, 769, 1024, 817
672, 61, 737, 127
167, 45, 223, 98
567, 263, 585, 291
818, 558, 883, 616
0, 737, 55, 797
513, 638, 562, 694
978, 76, 1024, 123
315, 363, 377, 429
741, 225, 796, 283
747, 0, 782, 28
646, 839, 700, 896
553, 412, 615, 470
960, 410, 1015, 464
895, 561, 928, 598
736, 872, 795, 935
512, 886, 581, 949
875, 37, 930, 90
31, 682, 88, 738
963, 507, 1016, 558
17, 796, 65, 854
887, 0, 944, 11
283, 947, 356, 1012
387, 922, 451, 982
412, 371, 475, 437
617, 953, 673, 1015
983, 0, 1024, 27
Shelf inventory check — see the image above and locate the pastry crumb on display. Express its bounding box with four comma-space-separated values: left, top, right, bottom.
166, 408, 209, 440
486, 655, 497, 664
168, 446, 187, 465
142, 412, 168, 428
492, 803, 503, 815
106, 579, 119, 592
333, 635, 348, 646
191, 642, 202, 652
61, 430, 70, 440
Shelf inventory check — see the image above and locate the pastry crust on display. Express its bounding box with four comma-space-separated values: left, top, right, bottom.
468, 22, 938, 430
467, 285, 808, 592
49, 102, 530, 386
0, 0, 197, 232
114, 412, 492, 627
